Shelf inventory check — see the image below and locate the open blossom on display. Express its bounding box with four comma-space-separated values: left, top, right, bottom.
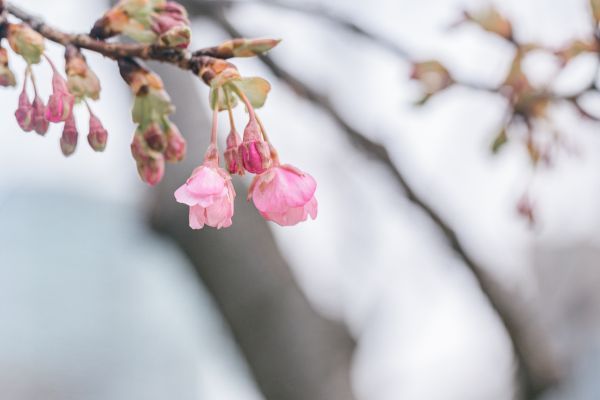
174, 156, 235, 229
239, 119, 272, 174
15, 87, 34, 132
46, 67, 75, 122
31, 96, 49, 135
249, 164, 318, 226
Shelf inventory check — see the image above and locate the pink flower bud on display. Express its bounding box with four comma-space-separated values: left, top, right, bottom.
239, 119, 272, 174
142, 122, 167, 152
15, 87, 34, 132
224, 128, 244, 175
31, 96, 49, 135
249, 164, 318, 226
164, 123, 187, 163
131, 134, 165, 186
174, 159, 236, 229
60, 114, 79, 156
87, 114, 108, 152
152, 2, 191, 48
46, 68, 75, 123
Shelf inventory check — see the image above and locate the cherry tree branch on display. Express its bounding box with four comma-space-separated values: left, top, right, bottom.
4, 2, 220, 76
201, 6, 562, 399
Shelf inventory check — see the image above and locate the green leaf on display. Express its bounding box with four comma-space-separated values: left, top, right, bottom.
231, 77, 271, 109
209, 85, 239, 111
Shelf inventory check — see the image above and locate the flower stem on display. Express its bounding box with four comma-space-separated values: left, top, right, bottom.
27, 66, 39, 96
255, 114, 270, 142
224, 89, 236, 132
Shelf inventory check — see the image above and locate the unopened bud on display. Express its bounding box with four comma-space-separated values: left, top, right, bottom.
141, 122, 167, 152
15, 87, 34, 132
66, 45, 101, 101
60, 114, 79, 156
7, 24, 45, 65
131, 134, 165, 186
31, 96, 49, 135
46, 65, 75, 122
87, 114, 108, 151
239, 119, 272, 174
164, 122, 187, 163
0, 48, 16, 87
224, 128, 244, 175
215, 38, 281, 58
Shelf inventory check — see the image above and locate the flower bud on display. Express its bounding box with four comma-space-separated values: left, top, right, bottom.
141, 122, 167, 152
87, 114, 108, 152
15, 87, 34, 132
65, 46, 101, 101
7, 24, 45, 65
410, 60, 453, 96
152, 2, 191, 48
239, 119, 272, 174
46, 66, 75, 122
60, 114, 79, 156
224, 128, 244, 175
0, 48, 16, 87
31, 96, 49, 135
164, 122, 187, 163
131, 134, 165, 186
213, 38, 281, 58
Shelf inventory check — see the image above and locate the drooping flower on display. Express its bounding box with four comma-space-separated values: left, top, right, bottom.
15, 85, 34, 132
174, 151, 235, 229
60, 113, 79, 156
239, 118, 272, 174
224, 127, 244, 175
87, 114, 108, 151
46, 66, 75, 122
31, 95, 49, 135
249, 163, 318, 226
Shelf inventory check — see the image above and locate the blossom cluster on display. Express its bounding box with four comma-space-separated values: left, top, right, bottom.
7, 24, 107, 156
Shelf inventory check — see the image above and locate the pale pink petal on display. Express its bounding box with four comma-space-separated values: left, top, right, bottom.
189, 205, 206, 229
252, 166, 316, 213
174, 184, 198, 206
186, 167, 226, 197
306, 196, 318, 219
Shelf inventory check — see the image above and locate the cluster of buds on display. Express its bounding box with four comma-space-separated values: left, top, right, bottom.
119, 58, 186, 186
174, 60, 317, 229
91, 0, 191, 48
7, 23, 108, 155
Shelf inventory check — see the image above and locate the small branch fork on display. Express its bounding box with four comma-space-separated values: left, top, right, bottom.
2, 2, 230, 78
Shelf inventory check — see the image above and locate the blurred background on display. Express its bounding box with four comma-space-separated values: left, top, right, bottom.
1, 0, 600, 399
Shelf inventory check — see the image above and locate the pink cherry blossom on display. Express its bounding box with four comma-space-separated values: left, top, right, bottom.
249, 164, 318, 226
45, 68, 75, 122
15, 87, 34, 132
174, 159, 235, 229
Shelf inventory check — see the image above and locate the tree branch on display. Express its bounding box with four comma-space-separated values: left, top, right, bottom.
201, 7, 561, 399
5, 2, 221, 77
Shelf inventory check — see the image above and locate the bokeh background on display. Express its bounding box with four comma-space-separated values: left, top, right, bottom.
1, 0, 600, 399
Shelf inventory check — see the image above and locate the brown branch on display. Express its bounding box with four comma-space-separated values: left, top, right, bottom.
202, 7, 561, 400
4, 2, 219, 76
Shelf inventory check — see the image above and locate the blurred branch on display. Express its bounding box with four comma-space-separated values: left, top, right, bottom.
189, 0, 411, 59
189, 4, 562, 399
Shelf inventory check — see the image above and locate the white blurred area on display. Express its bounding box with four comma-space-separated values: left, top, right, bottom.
1, 0, 600, 400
